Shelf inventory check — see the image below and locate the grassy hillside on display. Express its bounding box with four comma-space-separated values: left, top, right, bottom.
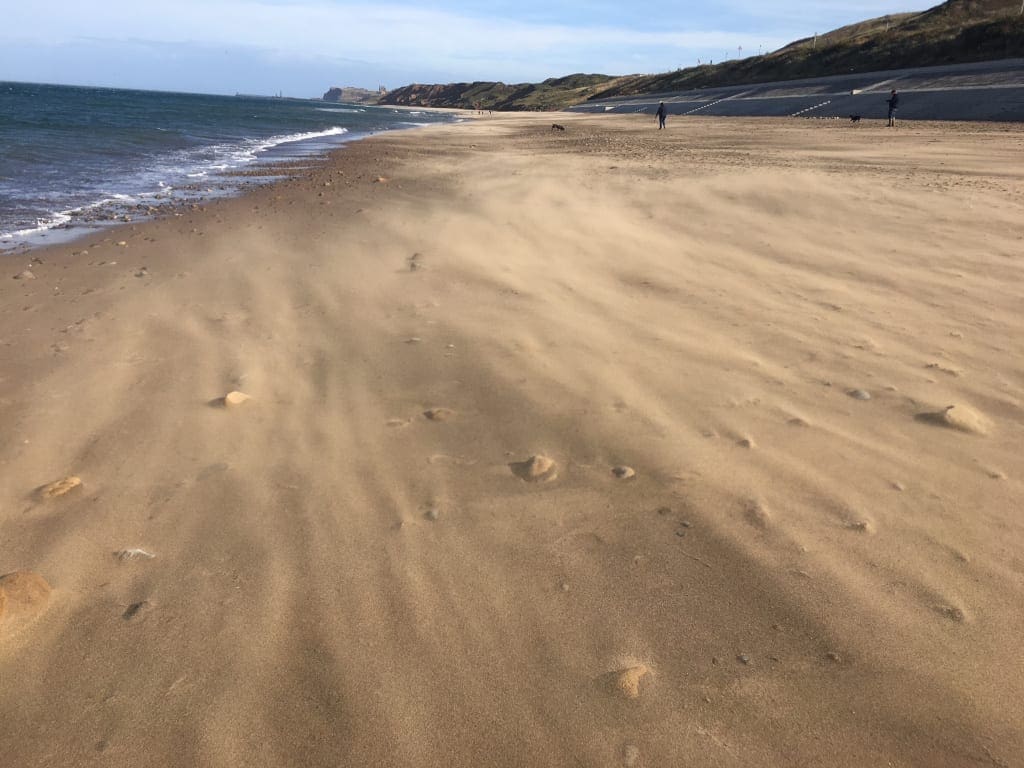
378, 0, 1024, 110
381, 74, 619, 111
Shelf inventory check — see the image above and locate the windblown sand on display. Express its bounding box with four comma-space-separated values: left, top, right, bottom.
1, 114, 1022, 766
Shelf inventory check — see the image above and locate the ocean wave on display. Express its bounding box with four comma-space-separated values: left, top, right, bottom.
0, 211, 72, 241
316, 107, 366, 114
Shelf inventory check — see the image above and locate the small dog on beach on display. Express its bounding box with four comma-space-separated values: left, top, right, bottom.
551, 123, 565, 132
849, 115, 862, 123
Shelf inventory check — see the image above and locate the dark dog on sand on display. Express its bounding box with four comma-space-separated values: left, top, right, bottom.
849, 115, 862, 123
551, 124, 566, 132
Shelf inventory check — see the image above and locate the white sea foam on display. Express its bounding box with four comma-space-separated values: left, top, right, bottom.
317, 107, 366, 114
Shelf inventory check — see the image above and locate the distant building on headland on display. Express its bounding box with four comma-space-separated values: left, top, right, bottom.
322, 86, 387, 104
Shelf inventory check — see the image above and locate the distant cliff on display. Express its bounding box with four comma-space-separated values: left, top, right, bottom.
322, 87, 382, 104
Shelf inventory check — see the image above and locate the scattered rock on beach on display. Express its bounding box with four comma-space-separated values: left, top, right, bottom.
510, 454, 558, 482
611, 465, 636, 480
423, 407, 454, 422
916, 404, 988, 435
39, 476, 82, 499
223, 391, 251, 407
847, 389, 872, 401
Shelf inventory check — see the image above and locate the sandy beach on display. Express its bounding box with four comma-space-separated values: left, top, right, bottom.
1, 113, 1022, 767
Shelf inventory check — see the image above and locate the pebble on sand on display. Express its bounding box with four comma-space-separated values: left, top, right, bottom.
0, 571, 52, 627
223, 391, 251, 407
847, 389, 872, 401
611, 465, 636, 480
39, 476, 82, 499
613, 665, 650, 699
510, 454, 558, 482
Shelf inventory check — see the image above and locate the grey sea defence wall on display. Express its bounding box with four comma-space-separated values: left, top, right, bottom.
571, 59, 1024, 122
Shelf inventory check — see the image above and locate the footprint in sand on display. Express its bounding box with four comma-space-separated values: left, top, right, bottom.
38, 476, 82, 500
915, 404, 989, 435
0, 571, 52, 634
510, 455, 558, 482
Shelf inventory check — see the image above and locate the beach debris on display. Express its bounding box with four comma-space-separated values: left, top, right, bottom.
423, 407, 454, 422
223, 391, 251, 407
613, 665, 650, 699
510, 454, 558, 483
13, 270, 36, 280
737, 436, 756, 449
39, 475, 82, 499
847, 389, 872, 401
737, 654, 751, 665
0, 571, 52, 627
825, 651, 842, 663
374, 176, 389, 184
115, 549, 155, 561
611, 465, 636, 480
116, 241, 127, 247
404, 337, 422, 344
558, 581, 570, 592
424, 507, 440, 522
134, 267, 149, 278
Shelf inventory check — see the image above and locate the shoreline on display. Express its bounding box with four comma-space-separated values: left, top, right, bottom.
0, 101, 465, 256
2, 112, 1022, 767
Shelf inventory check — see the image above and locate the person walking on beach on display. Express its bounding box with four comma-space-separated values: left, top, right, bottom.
887, 89, 900, 127
656, 102, 667, 130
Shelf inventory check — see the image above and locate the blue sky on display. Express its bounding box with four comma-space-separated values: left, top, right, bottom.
0, 1, 937, 97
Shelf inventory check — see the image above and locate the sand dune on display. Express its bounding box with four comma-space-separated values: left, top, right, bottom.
1, 113, 1022, 766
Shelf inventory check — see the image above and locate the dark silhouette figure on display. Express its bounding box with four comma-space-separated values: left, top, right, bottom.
656, 102, 667, 130
887, 89, 900, 127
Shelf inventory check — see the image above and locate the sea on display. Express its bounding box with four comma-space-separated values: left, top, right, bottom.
0, 82, 456, 251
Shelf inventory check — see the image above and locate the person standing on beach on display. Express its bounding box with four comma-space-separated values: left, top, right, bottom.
656, 102, 667, 130
887, 89, 900, 127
